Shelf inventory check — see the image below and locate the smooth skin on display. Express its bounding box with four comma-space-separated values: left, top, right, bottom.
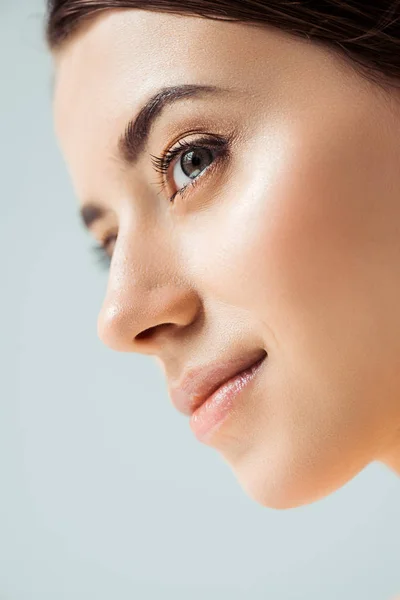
52, 8, 400, 510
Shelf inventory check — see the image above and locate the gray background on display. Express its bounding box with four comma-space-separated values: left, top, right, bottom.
0, 2, 399, 599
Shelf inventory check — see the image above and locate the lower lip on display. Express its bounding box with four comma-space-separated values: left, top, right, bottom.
189, 355, 266, 443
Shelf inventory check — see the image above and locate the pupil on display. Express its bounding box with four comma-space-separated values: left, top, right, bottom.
181, 147, 212, 179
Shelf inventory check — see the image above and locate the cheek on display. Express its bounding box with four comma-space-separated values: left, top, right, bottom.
184, 123, 356, 338
190, 116, 391, 372
185, 119, 397, 507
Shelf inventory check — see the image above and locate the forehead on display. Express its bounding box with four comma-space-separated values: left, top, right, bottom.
54, 12, 239, 134
52, 9, 296, 155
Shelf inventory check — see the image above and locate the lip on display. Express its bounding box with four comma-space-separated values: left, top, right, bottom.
168, 349, 267, 417
189, 354, 266, 442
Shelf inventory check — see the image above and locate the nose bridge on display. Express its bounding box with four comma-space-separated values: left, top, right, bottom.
96, 226, 200, 353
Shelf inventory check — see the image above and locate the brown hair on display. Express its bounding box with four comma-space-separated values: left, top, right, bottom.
46, 0, 400, 91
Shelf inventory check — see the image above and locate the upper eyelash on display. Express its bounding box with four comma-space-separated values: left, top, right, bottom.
150, 134, 228, 177
91, 132, 232, 271
150, 137, 189, 175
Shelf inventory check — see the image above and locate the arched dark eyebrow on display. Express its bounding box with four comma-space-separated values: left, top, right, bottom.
80, 83, 227, 232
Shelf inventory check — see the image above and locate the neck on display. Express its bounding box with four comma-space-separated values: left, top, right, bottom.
380, 430, 400, 476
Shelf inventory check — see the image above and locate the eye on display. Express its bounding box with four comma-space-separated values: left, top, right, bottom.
172, 146, 214, 192
150, 133, 232, 203
91, 232, 117, 272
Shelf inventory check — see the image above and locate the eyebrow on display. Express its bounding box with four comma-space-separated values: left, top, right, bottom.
79, 83, 227, 232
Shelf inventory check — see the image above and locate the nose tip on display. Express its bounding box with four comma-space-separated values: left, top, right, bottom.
97, 303, 133, 352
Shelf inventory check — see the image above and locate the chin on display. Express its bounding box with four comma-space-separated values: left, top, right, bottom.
225, 443, 372, 510
237, 473, 335, 510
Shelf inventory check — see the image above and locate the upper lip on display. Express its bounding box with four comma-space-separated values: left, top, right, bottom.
168, 349, 267, 417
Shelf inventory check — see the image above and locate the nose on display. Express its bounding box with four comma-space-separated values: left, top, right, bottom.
98, 285, 200, 353
97, 255, 201, 355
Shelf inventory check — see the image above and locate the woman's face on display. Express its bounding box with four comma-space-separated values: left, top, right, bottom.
53, 9, 400, 508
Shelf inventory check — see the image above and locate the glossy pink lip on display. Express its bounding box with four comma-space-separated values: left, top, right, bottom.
168, 349, 267, 417
190, 355, 266, 442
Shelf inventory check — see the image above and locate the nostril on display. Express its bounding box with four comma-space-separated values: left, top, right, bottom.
135, 328, 155, 341
135, 323, 174, 341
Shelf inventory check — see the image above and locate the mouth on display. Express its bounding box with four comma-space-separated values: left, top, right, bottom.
168, 349, 268, 418
193, 353, 267, 412
189, 352, 267, 443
